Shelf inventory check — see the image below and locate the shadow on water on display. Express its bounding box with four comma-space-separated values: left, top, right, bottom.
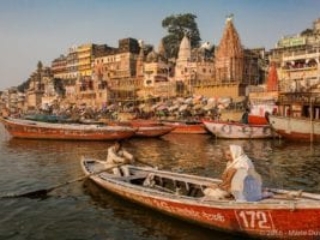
83, 179, 252, 240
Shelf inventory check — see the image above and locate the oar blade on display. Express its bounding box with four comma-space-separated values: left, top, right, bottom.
2, 188, 52, 199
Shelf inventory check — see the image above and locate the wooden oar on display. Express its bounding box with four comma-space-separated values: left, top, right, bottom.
1, 164, 120, 199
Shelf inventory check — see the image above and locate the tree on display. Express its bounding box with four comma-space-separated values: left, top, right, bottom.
162, 13, 201, 59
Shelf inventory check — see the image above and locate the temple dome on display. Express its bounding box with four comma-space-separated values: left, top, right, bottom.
177, 34, 191, 61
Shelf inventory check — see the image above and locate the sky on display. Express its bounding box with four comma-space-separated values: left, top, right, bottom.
0, 0, 319, 90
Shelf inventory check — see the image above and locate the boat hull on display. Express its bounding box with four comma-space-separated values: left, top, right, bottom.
135, 125, 175, 137
202, 120, 274, 139
162, 121, 208, 134
269, 115, 320, 141
0, 117, 136, 140
82, 158, 320, 240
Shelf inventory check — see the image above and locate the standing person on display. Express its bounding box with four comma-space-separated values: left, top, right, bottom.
241, 108, 250, 124
203, 145, 263, 201
105, 141, 134, 176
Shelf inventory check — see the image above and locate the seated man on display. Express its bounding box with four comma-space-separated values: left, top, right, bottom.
203, 145, 265, 201
104, 141, 134, 177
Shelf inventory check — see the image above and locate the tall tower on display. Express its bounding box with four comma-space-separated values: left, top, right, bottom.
266, 62, 279, 91
215, 15, 244, 83
136, 41, 145, 78
175, 33, 192, 81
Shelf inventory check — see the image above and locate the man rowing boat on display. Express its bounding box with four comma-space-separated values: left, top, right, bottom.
104, 141, 134, 177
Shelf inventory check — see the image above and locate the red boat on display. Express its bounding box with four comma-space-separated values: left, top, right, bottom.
0, 117, 136, 141
129, 119, 163, 127
81, 157, 320, 240
101, 119, 174, 138
161, 120, 208, 134
248, 114, 269, 125
134, 125, 175, 138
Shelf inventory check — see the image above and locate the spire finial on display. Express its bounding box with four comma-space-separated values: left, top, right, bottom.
226, 13, 234, 23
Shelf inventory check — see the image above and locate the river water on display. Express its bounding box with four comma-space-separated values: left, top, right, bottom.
0, 124, 320, 240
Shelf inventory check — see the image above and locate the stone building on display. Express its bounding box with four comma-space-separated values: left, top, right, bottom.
25, 62, 47, 109
51, 54, 67, 79
174, 34, 215, 97
142, 40, 173, 99
269, 18, 320, 93
93, 38, 139, 104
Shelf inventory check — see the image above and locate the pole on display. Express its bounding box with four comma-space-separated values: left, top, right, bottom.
310, 97, 314, 143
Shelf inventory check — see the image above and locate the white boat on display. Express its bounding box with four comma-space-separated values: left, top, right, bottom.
202, 120, 275, 139
268, 115, 320, 142
268, 92, 320, 142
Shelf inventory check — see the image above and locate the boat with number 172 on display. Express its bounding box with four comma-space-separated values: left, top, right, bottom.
81, 157, 320, 240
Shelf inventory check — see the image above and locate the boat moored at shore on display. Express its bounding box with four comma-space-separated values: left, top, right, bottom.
0, 117, 137, 141
202, 119, 275, 139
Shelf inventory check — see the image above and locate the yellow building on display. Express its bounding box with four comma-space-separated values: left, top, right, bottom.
77, 43, 94, 77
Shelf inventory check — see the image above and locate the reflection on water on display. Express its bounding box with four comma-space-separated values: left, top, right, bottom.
1, 125, 320, 239
83, 180, 247, 240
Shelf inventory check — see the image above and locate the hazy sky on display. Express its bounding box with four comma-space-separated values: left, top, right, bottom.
1, 0, 319, 90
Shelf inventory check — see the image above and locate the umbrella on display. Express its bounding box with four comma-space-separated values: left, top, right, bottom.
168, 104, 179, 112
179, 104, 188, 112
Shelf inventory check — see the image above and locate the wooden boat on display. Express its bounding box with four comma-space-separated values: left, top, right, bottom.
0, 117, 136, 141
202, 119, 274, 139
23, 113, 69, 123
81, 157, 320, 240
96, 119, 173, 138
134, 125, 175, 138
129, 119, 163, 127
161, 120, 208, 134
268, 115, 320, 142
268, 92, 320, 142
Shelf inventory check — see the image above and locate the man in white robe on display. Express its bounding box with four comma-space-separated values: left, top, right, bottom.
104, 141, 134, 176
203, 145, 263, 201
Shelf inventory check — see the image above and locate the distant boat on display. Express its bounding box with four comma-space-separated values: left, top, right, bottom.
268, 92, 320, 142
269, 115, 320, 141
23, 113, 69, 123
248, 61, 279, 125
134, 125, 175, 138
81, 156, 320, 240
248, 92, 278, 125
82, 119, 174, 138
0, 117, 136, 141
202, 120, 274, 139
161, 120, 208, 134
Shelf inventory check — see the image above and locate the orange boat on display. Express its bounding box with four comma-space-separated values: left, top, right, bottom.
161, 120, 208, 134
134, 125, 175, 138
0, 117, 136, 141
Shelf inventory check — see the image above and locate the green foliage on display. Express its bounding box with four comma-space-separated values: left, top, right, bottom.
162, 13, 201, 59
